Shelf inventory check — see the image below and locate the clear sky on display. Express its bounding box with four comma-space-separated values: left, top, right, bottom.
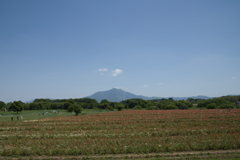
0, 0, 240, 103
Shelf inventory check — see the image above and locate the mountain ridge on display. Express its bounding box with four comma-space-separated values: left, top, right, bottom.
23, 88, 239, 103
86, 88, 213, 102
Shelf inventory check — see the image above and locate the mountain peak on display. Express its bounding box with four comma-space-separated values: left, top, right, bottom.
86, 89, 212, 102
112, 87, 121, 90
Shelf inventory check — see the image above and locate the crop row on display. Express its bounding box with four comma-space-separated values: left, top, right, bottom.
0, 109, 239, 156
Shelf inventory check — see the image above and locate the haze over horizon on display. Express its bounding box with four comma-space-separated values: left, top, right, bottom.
1, 0, 240, 103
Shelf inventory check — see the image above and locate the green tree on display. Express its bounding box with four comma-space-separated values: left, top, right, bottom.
206, 103, 217, 109
98, 103, 109, 109
64, 100, 75, 110
184, 101, 193, 108
197, 99, 212, 108
64, 102, 71, 110
157, 103, 166, 109
213, 99, 227, 106
107, 105, 114, 111
0, 101, 6, 110
23, 103, 30, 110
6, 102, 12, 111
68, 99, 75, 104
133, 105, 142, 110
146, 106, 157, 110
29, 102, 39, 110
67, 104, 83, 116
9, 101, 23, 114
176, 102, 188, 109
128, 100, 138, 108
100, 99, 110, 104
165, 104, 178, 110
110, 102, 115, 108
116, 104, 125, 111
218, 103, 235, 109
139, 102, 148, 108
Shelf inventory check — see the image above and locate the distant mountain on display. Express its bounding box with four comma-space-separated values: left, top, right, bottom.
24, 98, 54, 103
24, 99, 35, 103
226, 94, 240, 96
86, 88, 212, 102
171, 95, 212, 101
23, 90, 239, 103
86, 88, 155, 102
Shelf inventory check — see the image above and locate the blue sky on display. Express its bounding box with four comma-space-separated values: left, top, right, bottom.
0, 0, 240, 103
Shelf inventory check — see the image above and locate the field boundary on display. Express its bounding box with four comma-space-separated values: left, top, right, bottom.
2, 149, 240, 160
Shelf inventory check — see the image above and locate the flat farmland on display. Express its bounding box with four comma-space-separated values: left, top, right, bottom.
0, 109, 240, 157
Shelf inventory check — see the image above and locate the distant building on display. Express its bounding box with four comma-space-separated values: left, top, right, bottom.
186, 99, 190, 102
235, 101, 240, 106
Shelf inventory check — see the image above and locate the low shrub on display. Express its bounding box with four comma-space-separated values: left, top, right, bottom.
218, 103, 235, 109
206, 103, 217, 109
133, 105, 142, 110
164, 104, 178, 110
146, 106, 157, 110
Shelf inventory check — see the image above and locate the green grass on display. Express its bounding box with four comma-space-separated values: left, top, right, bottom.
205, 158, 240, 160
188, 105, 199, 109
0, 109, 110, 122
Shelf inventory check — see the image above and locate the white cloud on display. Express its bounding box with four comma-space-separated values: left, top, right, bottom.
232, 77, 236, 79
111, 69, 123, 76
99, 68, 108, 71
158, 83, 164, 85
143, 85, 148, 87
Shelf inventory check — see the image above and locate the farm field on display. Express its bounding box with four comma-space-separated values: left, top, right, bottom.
0, 109, 109, 122
0, 109, 239, 159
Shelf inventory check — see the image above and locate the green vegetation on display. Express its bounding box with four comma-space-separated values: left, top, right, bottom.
0, 110, 68, 122
197, 95, 240, 109
0, 101, 6, 110
116, 103, 125, 111
206, 103, 217, 109
0, 110, 239, 156
1, 95, 240, 114
67, 104, 83, 116
122, 98, 193, 110
8, 101, 23, 114
0, 109, 110, 122
0, 94, 240, 159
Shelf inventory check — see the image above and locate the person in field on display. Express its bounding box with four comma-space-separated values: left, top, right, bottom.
11, 116, 13, 121
229, 108, 231, 112
20, 116, 23, 121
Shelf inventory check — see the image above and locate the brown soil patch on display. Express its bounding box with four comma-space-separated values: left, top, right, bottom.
2, 149, 240, 160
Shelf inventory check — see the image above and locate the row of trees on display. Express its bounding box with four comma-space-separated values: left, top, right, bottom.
121, 98, 193, 110
0, 101, 24, 114
186, 98, 205, 103
1, 95, 239, 114
197, 96, 240, 109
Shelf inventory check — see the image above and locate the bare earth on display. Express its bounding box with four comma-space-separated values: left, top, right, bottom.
2, 149, 240, 160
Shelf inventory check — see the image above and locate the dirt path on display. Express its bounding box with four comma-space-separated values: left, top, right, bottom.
2, 149, 240, 160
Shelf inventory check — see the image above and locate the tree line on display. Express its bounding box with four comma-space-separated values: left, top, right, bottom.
197, 95, 240, 109
0, 95, 239, 114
